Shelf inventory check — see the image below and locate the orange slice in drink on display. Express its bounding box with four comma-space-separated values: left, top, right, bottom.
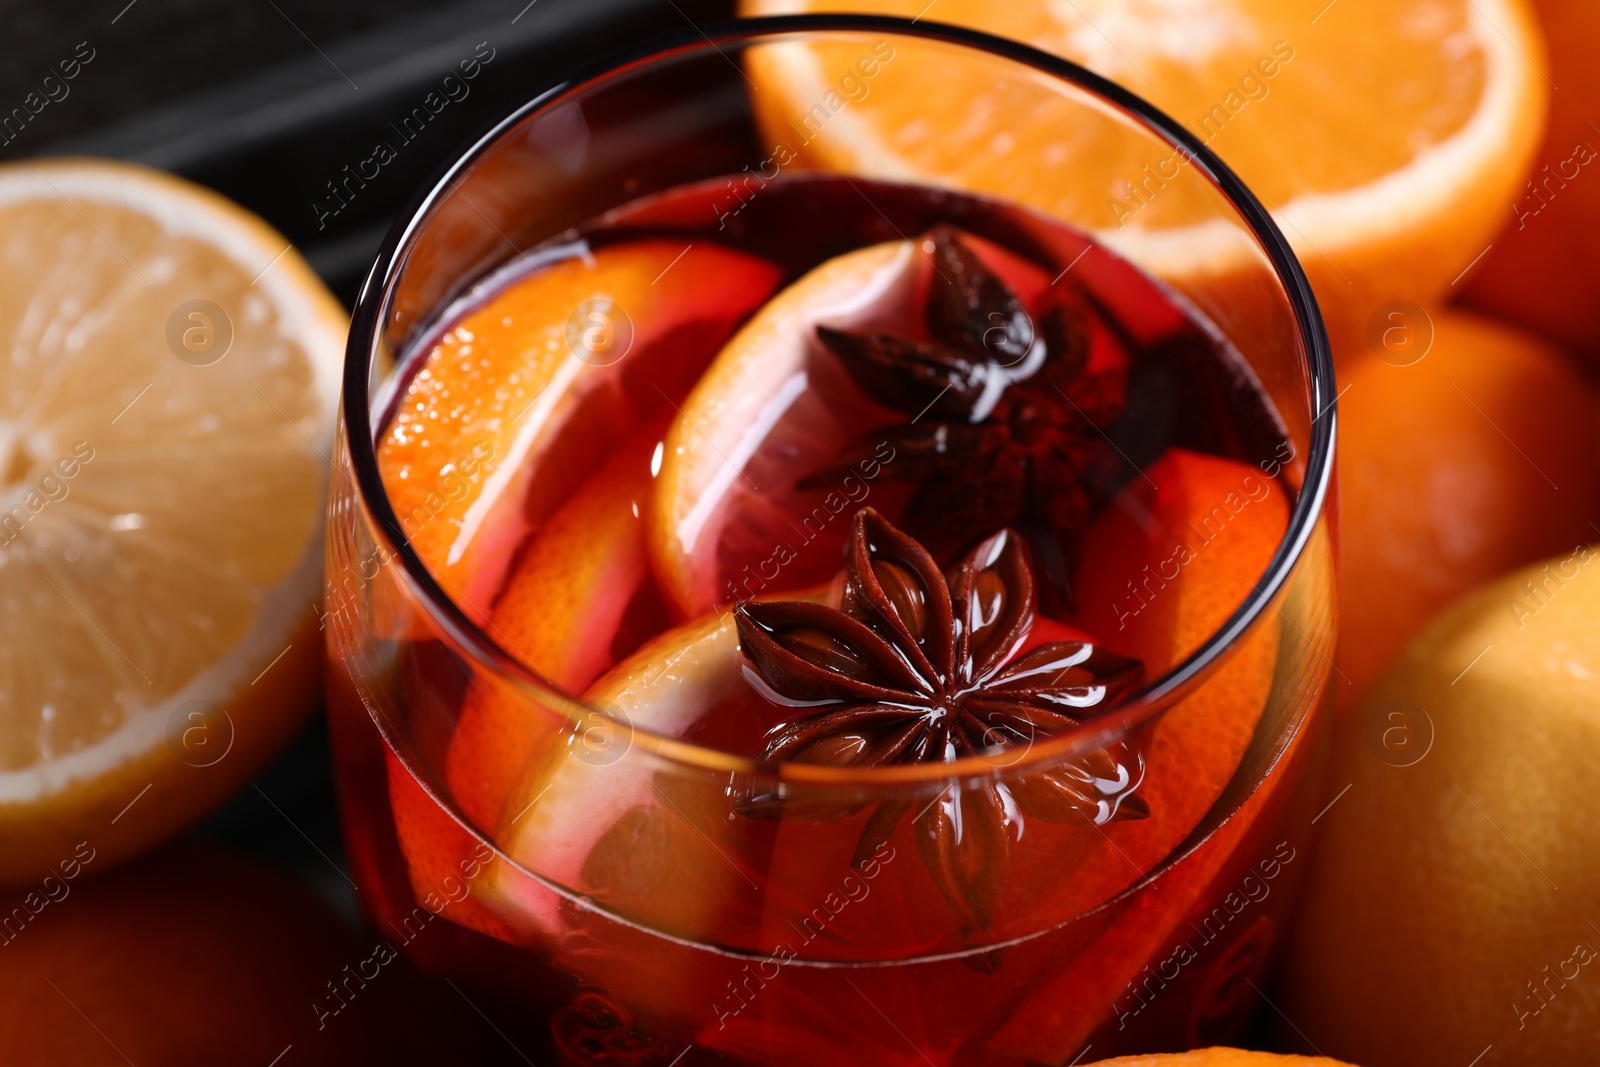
739, 0, 1548, 340
378, 241, 781, 623
385, 745, 515, 943
443, 426, 669, 830
456, 607, 799, 1035
464, 576, 829, 942
651, 232, 1056, 619
470, 609, 751, 942
1083, 1053, 1353, 1067
1068, 448, 1287, 904
511, 610, 750, 918
650, 239, 916, 619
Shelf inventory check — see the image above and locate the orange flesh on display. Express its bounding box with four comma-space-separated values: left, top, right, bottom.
741, 0, 1487, 227
1069, 449, 1287, 897
377, 241, 782, 622
444, 428, 667, 831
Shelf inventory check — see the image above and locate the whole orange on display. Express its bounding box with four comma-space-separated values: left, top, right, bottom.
0, 843, 446, 1066
1334, 308, 1597, 707
1283, 553, 1600, 1066
1084, 1052, 1356, 1067
1464, 0, 1600, 358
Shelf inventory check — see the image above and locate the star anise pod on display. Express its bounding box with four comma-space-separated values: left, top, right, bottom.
732, 508, 1147, 933
806, 225, 1129, 600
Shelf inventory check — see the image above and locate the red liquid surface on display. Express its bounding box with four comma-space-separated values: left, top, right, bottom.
330, 174, 1327, 1065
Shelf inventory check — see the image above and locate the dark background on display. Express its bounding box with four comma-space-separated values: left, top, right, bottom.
0, 0, 733, 923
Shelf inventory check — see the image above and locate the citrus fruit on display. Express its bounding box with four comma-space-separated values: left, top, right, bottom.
443, 425, 668, 831
0, 842, 437, 1065
1464, 0, 1600, 358
650, 238, 917, 618
1335, 308, 1598, 707
1283, 551, 1600, 1066
0, 158, 344, 884
739, 0, 1548, 341
377, 241, 781, 622
480, 607, 753, 942
1070, 448, 1288, 907
1082, 1052, 1355, 1067
385, 740, 521, 947
459, 606, 793, 1027
650, 231, 1055, 619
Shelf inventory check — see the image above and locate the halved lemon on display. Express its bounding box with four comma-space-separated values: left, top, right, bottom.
740, 0, 1549, 340
0, 159, 345, 883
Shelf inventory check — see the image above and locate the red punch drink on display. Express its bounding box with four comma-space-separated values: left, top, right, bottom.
326, 19, 1335, 1067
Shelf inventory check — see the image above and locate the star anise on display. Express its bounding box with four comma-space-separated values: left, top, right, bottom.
732, 508, 1147, 933
806, 225, 1129, 601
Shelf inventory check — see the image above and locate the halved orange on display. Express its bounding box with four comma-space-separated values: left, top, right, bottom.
1082, 1052, 1354, 1067
378, 241, 781, 622
740, 0, 1548, 341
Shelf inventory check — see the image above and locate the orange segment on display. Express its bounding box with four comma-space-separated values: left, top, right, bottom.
1081, 1051, 1355, 1067
651, 239, 917, 619
651, 232, 1057, 619
378, 241, 781, 621
469, 577, 835, 948
1070, 449, 1287, 901
1077, 448, 1287, 672
461, 610, 793, 1031
444, 427, 667, 830
384, 746, 515, 943
967, 450, 1294, 1059
475, 610, 749, 941
739, 0, 1548, 339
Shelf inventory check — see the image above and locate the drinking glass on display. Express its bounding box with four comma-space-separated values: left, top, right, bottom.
325, 15, 1336, 1064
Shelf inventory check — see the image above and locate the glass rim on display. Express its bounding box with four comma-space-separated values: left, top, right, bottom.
340, 12, 1337, 787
